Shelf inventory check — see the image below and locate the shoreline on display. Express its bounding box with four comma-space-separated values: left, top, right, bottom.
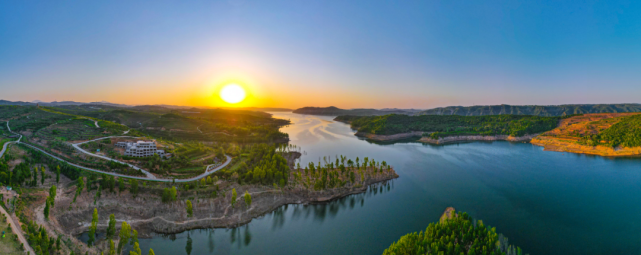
419, 134, 539, 144
531, 136, 641, 157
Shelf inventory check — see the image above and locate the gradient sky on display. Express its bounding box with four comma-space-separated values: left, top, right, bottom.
1, 0, 640, 109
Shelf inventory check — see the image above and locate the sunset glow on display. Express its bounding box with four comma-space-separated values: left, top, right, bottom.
220, 84, 246, 104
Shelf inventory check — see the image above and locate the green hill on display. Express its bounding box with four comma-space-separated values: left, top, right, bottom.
418, 104, 641, 116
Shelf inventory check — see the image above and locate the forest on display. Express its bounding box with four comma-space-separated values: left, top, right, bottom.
336, 114, 564, 137
578, 114, 641, 147
383, 210, 525, 255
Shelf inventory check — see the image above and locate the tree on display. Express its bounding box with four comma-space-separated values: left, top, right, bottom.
132, 242, 141, 255
89, 208, 98, 246
244, 191, 252, 209
206, 176, 212, 185
44, 199, 50, 219
109, 239, 116, 255
186, 200, 193, 217
49, 185, 57, 207
119, 177, 125, 193
148, 248, 155, 255
94, 185, 102, 205
170, 186, 177, 201
55, 165, 60, 183
231, 188, 237, 208
77, 177, 85, 194
131, 179, 139, 198
40, 166, 45, 185
107, 214, 116, 239
117, 221, 131, 254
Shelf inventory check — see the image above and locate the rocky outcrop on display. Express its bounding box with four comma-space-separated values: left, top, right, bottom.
419, 134, 539, 144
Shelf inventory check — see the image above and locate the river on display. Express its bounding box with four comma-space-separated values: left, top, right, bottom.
130, 112, 641, 255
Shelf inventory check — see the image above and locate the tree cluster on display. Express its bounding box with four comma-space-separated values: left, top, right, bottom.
383, 210, 525, 255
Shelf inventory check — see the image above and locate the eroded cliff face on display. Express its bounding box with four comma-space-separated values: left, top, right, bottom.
419, 134, 539, 144
531, 136, 641, 157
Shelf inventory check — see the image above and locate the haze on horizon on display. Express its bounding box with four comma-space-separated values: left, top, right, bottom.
1, 0, 640, 109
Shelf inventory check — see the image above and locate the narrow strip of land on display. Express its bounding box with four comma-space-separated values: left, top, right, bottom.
0, 202, 35, 255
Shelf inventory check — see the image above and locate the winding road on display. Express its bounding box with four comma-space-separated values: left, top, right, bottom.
5, 121, 232, 183
1, 122, 34, 255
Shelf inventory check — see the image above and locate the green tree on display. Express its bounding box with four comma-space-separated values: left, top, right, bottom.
117, 222, 131, 254
43, 199, 50, 220
40, 166, 45, 185
94, 185, 102, 205
186, 200, 193, 217
107, 214, 116, 239
170, 186, 177, 201
148, 248, 155, 255
119, 177, 125, 193
49, 185, 57, 207
109, 239, 116, 255
88, 208, 98, 246
56, 165, 60, 183
231, 188, 237, 208
131, 179, 139, 198
244, 191, 251, 209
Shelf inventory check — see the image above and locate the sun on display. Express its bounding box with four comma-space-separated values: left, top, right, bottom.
220, 84, 246, 104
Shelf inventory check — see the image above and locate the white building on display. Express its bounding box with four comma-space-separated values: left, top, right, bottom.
116, 141, 165, 158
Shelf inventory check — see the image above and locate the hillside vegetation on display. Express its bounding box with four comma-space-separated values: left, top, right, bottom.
293, 106, 420, 116
418, 104, 641, 117
383, 209, 525, 255
336, 114, 563, 137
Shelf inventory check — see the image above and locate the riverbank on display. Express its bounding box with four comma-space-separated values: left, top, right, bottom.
531, 136, 641, 157
354, 131, 424, 141
419, 134, 539, 144
51, 152, 398, 241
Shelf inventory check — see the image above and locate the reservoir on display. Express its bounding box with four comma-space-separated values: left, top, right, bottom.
132, 112, 641, 255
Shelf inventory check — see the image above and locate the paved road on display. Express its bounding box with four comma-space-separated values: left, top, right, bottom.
72, 136, 156, 179
6, 121, 232, 183
0, 200, 35, 255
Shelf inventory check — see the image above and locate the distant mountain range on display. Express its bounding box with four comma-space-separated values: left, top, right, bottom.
292, 106, 422, 116
416, 104, 641, 116
0, 100, 292, 112
293, 104, 641, 117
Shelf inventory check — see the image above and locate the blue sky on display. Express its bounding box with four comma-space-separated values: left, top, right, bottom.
1, 0, 640, 108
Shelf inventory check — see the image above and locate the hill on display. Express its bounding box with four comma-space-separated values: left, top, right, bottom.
336, 114, 562, 137
292, 106, 420, 116
418, 104, 641, 116
531, 113, 641, 156
383, 208, 525, 255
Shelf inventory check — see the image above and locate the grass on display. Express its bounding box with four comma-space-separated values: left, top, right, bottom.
0, 213, 24, 255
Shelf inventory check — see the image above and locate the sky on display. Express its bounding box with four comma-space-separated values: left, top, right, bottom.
1, 0, 640, 109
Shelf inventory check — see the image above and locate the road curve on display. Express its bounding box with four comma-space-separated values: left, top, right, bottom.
7, 121, 232, 183
72, 136, 156, 179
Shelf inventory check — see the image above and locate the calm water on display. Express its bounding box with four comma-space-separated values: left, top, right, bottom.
131, 112, 641, 255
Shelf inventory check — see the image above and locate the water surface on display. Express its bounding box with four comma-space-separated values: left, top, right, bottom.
132, 112, 641, 255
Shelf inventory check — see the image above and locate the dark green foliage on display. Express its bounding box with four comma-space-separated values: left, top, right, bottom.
236, 144, 289, 186
417, 104, 641, 116
579, 114, 641, 147
337, 114, 563, 137
383, 211, 525, 255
